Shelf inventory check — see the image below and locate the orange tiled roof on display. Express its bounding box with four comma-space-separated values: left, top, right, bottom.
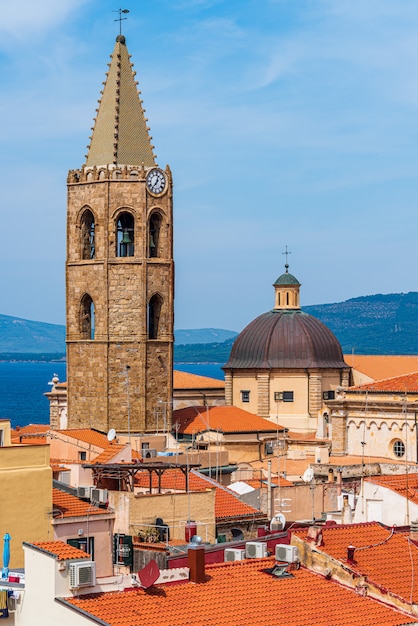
11, 423, 49, 444
66, 557, 411, 625
294, 522, 418, 602
27, 540, 91, 561
173, 370, 225, 389
52, 488, 111, 518
344, 354, 418, 380
350, 371, 418, 393
57, 428, 109, 448
92, 443, 127, 464
173, 405, 283, 435
135, 469, 264, 521
365, 474, 418, 505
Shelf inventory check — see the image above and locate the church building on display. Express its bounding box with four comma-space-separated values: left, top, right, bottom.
65, 35, 174, 433
223, 264, 350, 432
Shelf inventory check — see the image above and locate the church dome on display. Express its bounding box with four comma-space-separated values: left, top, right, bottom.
225, 262, 347, 371
274, 270, 300, 286
224, 309, 347, 370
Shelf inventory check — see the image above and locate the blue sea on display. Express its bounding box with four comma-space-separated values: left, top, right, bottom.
0, 362, 225, 429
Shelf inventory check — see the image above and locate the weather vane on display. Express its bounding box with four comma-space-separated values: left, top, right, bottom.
113, 7, 129, 36
282, 245, 291, 269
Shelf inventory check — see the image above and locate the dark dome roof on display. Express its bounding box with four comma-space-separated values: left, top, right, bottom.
274, 271, 300, 286
224, 310, 348, 370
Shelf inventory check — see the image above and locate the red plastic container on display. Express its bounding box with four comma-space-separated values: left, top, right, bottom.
185, 520, 197, 542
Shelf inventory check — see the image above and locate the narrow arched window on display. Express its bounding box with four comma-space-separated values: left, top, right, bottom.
80, 294, 95, 339
149, 213, 162, 258
81, 209, 95, 259
116, 212, 134, 257
148, 294, 163, 339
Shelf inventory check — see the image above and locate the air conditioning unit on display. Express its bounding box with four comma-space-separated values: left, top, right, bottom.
69, 561, 96, 589
90, 488, 108, 504
143, 449, 157, 458
77, 486, 94, 498
246, 542, 267, 559
224, 548, 246, 562
275, 544, 298, 563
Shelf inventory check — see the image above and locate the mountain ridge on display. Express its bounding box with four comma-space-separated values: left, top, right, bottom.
2, 291, 418, 359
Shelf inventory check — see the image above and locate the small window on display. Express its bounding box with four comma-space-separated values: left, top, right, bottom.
393, 440, 405, 458
68, 537, 94, 559
0, 430, 3, 446
323, 390, 335, 400
79, 451, 87, 461
283, 391, 294, 402
241, 390, 250, 402
265, 442, 274, 455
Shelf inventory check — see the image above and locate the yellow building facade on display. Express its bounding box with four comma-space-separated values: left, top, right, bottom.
0, 421, 52, 568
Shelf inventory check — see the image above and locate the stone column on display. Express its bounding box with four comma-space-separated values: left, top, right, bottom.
341, 369, 350, 388
224, 371, 233, 406
308, 370, 322, 417
331, 409, 348, 456
257, 371, 270, 418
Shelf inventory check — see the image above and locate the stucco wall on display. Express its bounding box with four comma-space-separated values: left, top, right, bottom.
0, 445, 52, 568
110, 489, 216, 543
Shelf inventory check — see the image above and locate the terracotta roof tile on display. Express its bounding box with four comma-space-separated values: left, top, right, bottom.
294, 522, 418, 602
173, 370, 224, 390
92, 443, 127, 464
65, 557, 412, 625
58, 428, 109, 448
365, 474, 418, 505
27, 540, 91, 561
11, 423, 49, 444
344, 355, 418, 380
135, 469, 264, 521
52, 488, 111, 518
173, 405, 283, 435
351, 371, 418, 392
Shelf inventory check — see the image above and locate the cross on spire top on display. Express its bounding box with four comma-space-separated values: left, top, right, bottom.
113, 7, 129, 36
282, 245, 291, 272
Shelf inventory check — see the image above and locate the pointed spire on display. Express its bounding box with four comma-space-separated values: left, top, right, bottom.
85, 35, 156, 168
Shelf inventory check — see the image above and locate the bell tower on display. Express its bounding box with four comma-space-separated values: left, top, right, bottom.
66, 34, 174, 433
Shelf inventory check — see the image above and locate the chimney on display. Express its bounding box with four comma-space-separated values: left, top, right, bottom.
188, 545, 206, 584
307, 525, 323, 547
347, 544, 356, 565
341, 495, 352, 524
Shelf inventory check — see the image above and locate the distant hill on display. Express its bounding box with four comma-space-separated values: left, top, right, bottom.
175, 328, 237, 345
3, 292, 418, 361
304, 292, 418, 354
0, 314, 66, 356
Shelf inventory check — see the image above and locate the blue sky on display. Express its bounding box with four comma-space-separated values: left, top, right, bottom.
1, 0, 418, 332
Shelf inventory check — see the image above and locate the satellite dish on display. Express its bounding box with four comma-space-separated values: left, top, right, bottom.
302, 467, 314, 483
270, 513, 286, 531
107, 428, 116, 442
138, 559, 160, 589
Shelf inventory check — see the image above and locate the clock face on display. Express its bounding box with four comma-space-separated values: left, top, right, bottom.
146, 168, 166, 195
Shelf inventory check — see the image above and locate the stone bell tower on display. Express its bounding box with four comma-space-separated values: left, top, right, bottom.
66, 34, 174, 433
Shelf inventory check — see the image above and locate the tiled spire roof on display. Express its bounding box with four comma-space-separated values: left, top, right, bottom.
86, 35, 156, 167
